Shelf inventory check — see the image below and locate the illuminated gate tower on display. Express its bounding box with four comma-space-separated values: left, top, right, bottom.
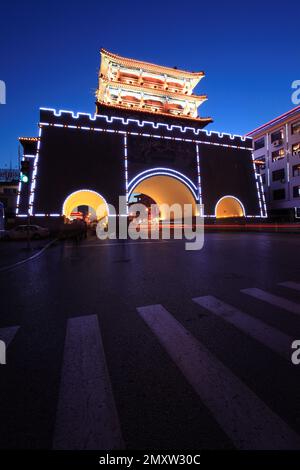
17, 49, 266, 222
97, 49, 209, 121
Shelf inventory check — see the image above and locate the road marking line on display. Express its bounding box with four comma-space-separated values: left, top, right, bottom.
64, 236, 260, 249
137, 304, 300, 449
0, 326, 19, 346
65, 240, 179, 248
241, 288, 300, 316
193, 296, 292, 360
53, 315, 124, 450
0, 238, 57, 273
278, 281, 300, 292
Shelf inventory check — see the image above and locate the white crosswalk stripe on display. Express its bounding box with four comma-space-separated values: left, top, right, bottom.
137, 304, 300, 450
193, 295, 293, 360
53, 315, 124, 450
278, 281, 300, 292
241, 288, 300, 315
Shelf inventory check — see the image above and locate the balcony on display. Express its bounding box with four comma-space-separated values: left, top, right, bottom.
109, 72, 187, 94
254, 158, 266, 171
106, 94, 191, 116
272, 149, 285, 162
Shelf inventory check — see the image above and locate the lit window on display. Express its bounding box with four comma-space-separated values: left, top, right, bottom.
254, 156, 265, 170
272, 148, 285, 162
293, 185, 300, 198
271, 129, 284, 146
293, 164, 300, 177
292, 142, 300, 156
291, 120, 300, 135
254, 138, 265, 150
272, 168, 285, 182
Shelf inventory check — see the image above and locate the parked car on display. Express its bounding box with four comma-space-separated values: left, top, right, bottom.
5, 225, 49, 240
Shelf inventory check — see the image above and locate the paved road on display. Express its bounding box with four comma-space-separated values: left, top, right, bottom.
0, 238, 52, 270
1, 232, 300, 449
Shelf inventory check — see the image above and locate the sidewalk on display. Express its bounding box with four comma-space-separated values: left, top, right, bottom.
0, 238, 55, 270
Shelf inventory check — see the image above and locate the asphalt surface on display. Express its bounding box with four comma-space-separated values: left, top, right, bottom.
0, 232, 300, 450
0, 238, 51, 270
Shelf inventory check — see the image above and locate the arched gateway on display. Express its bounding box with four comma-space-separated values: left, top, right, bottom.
215, 196, 245, 218
62, 190, 108, 220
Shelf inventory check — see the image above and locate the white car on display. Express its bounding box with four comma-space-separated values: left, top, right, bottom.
5, 225, 49, 240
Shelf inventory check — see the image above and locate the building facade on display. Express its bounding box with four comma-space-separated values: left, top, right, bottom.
247, 106, 300, 220
0, 168, 19, 182
17, 50, 264, 224
0, 169, 19, 217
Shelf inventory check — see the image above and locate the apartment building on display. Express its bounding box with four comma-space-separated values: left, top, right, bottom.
247, 105, 300, 220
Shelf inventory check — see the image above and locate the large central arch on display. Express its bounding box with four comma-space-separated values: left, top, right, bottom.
127, 168, 199, 219
62, 189, 108, 219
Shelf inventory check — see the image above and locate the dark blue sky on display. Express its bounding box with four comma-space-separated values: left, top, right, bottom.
0, 0, 299, 167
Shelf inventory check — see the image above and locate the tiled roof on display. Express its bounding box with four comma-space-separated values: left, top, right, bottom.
97, 101, 213, 125
101, 48, 205, 80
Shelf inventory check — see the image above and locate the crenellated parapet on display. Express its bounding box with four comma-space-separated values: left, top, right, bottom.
39, 108, 252, 150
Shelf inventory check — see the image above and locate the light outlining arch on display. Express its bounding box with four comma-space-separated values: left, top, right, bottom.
127, 168, 199, 202
62, 189, 109, 219
215, 195, 246, 218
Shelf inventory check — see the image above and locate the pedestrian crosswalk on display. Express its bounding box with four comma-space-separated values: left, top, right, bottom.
137, 304, 300, 450
278, 281, 300, 292
1, 281, 300, 449
193, 295, 293, 360
241, 287, 300, 315
53, 315, 124, 450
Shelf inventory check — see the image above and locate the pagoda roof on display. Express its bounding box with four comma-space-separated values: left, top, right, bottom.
97, 101, 213, 126
101, 48, 205, 80
99, 79, 207, 103
19, 137, 39, 141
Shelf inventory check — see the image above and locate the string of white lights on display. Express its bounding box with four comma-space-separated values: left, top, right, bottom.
39, 121, 251, 151
17, 108, 263, 218
40, 107, 252, 142
124, 134, 129, 215
196, 144, 202, 208
127, 169, 199, 202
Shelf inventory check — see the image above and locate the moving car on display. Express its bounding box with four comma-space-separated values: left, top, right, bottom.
5, 225, 49, 240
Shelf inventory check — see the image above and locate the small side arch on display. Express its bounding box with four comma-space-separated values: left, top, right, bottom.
62, 189, 108, 219
215, 195, 245, 218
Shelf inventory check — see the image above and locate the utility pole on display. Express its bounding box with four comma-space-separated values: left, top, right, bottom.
18, 145, 21, 170
20, 158, 31, 250
27, 208, 31, 251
